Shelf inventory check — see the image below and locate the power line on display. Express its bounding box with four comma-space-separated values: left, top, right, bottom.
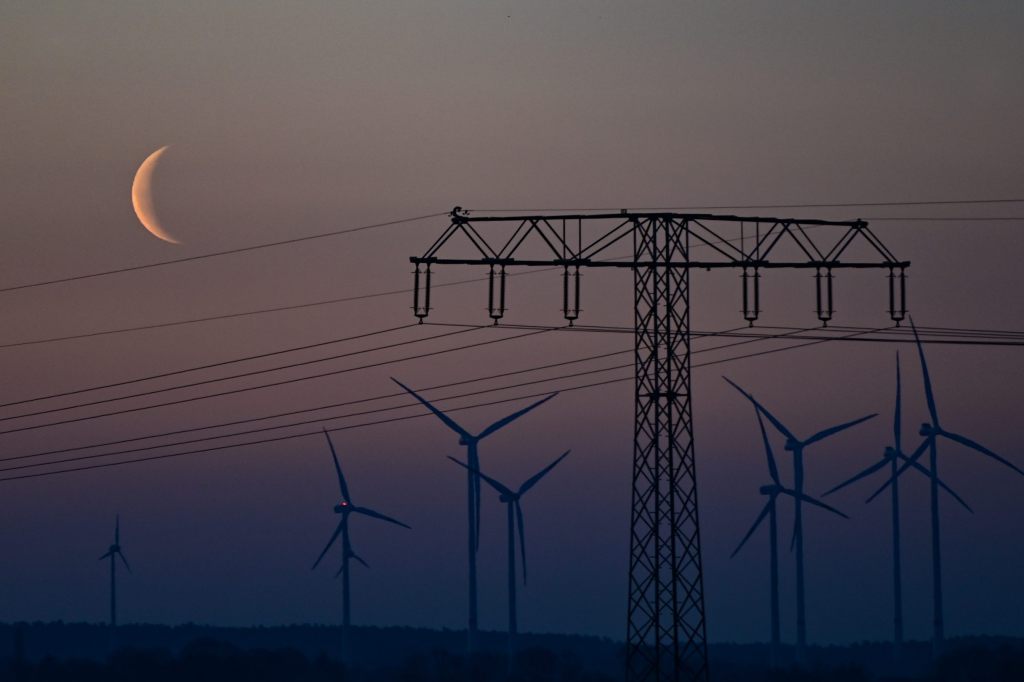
0, 347, 640, 464
467, 198, 1024, 212
0, 323, 417, 409
8, 318, 1017, 437
0, 323, 835, 477
0, 321, 899, 483
0, 326, 476, 423
428, 321, 1024, 346
0, 326, 556, 437
0, 212, 447, 295
0, 276, 500, 352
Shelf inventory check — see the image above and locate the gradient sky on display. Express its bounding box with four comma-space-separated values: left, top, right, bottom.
1, 1, 1023, 645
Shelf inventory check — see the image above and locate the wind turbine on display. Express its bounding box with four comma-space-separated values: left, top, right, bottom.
391, 377, 556, 652
311, 429, 410, 656
865, 319, 1024, 655
98, 515, 131, 627
448, 449, 570, 665
732, 408, 847, 668
725, 377, 875, 663
824, 353, 973, 657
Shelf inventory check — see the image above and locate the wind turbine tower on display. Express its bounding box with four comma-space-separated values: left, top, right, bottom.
449, 450, 570, 664
392, 378, 556, 653
731, 409, 847, 667
98, 515, 131, 628
726, 378, 874, 662
312, 429, 410, 656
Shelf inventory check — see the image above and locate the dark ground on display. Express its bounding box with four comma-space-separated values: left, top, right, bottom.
0, 623, 1021, 681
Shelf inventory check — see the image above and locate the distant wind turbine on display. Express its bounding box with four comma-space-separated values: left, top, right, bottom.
824, 352, 972, 657
448, 449, 570, 664
311, 429, 410, 656
865, 319, 1024, 655
391, 377, 556, 652
98, 515, 131, 628
725, 377, 874, 663
731, 408, 847, 668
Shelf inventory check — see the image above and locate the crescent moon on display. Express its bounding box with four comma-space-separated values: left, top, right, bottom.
131, 146, 181, 245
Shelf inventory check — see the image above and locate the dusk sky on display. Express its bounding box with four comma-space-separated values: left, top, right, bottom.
1, 1, 1022, 647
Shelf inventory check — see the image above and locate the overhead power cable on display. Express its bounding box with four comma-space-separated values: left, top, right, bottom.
467, 198, 1024, 212
0, 324, 873, 481
0, 326, 556, 437
0, 326, 476, 423
0, 323, 417, 409
4, 320, 1022, 438
0, 212, 447, 295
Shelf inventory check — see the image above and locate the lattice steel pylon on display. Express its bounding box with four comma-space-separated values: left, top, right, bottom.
406, 208, 909, 682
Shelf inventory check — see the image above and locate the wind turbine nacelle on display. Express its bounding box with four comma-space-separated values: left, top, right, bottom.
784, 439, 798, 452
884, 446, 897, 459
759, 484, 780, 496
919, 423, 934, 437
334, 502, 351, 514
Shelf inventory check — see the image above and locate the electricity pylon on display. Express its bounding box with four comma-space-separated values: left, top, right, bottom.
405, 208, 909, 681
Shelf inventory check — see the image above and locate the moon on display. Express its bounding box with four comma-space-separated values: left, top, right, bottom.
131, 146, 181, 244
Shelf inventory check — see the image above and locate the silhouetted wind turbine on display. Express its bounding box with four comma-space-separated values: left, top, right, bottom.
732, 408, 847, 668
449, 449, 570, 665
725, 377, 874, 663
311, 429, 410, 656
98, 515, 130, 627
391, 377, 556, 652
824, 353, 972, 657
865, 320, 1024, 655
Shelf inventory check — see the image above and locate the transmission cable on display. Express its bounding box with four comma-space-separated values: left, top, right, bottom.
0, 212, 447, 295
0, 326, 556, 437
0, 323, 885, 483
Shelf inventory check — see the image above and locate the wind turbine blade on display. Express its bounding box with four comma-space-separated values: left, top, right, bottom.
312, 520, 345, 570
519, 450, 571, 495
343, 531, 370, 570
942, 430, 1024, 477
322, 429, 352, 503
910, 317, 940, 427
805, 413, 877, 446
477, 392, 558, 440
755, 410, 780, 485
894, 352, 902, 452
118, 551, 132, 573
353, 506, 411, 530
866, 439, 929, 503
788, 492, 849, 519
391, 377, 471, 439
99, 551, 112, 561
447, 456, 514, 497
723, 377, 796, 442
730, 501, 772, 559
898, 454, 974, 513
515, 500, 527, 586
822, 457, 889, 497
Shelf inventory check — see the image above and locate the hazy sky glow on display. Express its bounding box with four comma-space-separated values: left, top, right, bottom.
0, 1, 1022, 645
